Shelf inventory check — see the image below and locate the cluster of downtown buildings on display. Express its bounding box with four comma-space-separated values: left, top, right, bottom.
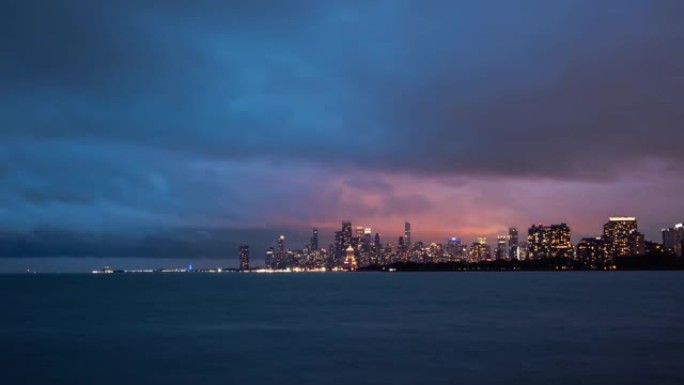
237, 217, 684, 271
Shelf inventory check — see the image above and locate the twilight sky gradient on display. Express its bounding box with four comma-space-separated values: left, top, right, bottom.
1, 0, 683, 268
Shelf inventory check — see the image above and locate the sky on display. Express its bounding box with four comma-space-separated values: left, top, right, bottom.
1, 0, 683, 270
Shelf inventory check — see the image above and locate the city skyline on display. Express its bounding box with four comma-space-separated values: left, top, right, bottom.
252, 216, 682, 270
1, 1, 683, 271
83, 215, 684, 272
256, 216, 679, 253
3, 3, 683, 384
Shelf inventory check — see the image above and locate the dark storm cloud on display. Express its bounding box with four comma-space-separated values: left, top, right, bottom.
2, 0, 683, 261
0, 0, 320, 91
3, 0, 681, 178
367, 1, 684, 178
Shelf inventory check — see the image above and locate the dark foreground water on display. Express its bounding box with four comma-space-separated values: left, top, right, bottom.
1, 272, 683, 385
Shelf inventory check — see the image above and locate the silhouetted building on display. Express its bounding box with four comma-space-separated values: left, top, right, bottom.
371, 232, 383, 265
634, 232, 645, 255
311, 228, 319, 250
675, 223, 684, 257
404, 222, 411, 249
265, 247, 275, 269
644, 241, 663, 255
239, 245, 249, 271
333, 230, 343, 261
576, 237, 606, 267
662, 228, 675, 250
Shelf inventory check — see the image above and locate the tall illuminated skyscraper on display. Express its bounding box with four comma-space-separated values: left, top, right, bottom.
508, 227, 519, 259
528, 225, 545, 259
547, 223, 574, 258
603, 217, 640, 258
445, 237, 461, 261
362, 227, 372, 253
311, 228, 319, 251
404, 221, 411, 249
239, 245, 249, 271
374, 232, 382, 253
352, 226, 364, 252
528, 223, 573, 259
495, 235, 509, 261
276, 235, 286, 269
355, 226, 365, 239
341, 221, 352, 250
335, 221, 353, 262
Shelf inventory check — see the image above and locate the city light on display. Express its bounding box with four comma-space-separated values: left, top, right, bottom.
91, 217, 684, 274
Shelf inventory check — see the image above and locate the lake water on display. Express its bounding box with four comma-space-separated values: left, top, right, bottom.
1, 272, 683, 384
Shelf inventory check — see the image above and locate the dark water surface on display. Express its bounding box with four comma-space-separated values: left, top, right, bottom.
1, 272, 683, 385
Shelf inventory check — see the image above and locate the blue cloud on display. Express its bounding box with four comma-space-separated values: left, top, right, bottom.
1, 0, 683, 259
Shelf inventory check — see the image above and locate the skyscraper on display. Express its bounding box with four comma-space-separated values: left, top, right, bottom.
239, 245, 249, 271
528, 225, 545, 259
508, 227, 519, 260
341, 220, 352, 251
576, 237, 606, 267
662, 228, 675, 250
334, 230, 343, 261
276, 235, 286, 269
311, 228, 319, 251
495, 235, 509, 261
547, 223, 574, 258
527, 223, 573, 259
404, 221, 411, 249
265, 247, 275, 269
675, 223, 684, 257
352, 226, 364, 252
362, 227, 372, 253
468, 238, 491, 262
446, 237, 461, 260
373, 232, 383, 265
355, 226, 365, 239
603, 217, 640, 258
